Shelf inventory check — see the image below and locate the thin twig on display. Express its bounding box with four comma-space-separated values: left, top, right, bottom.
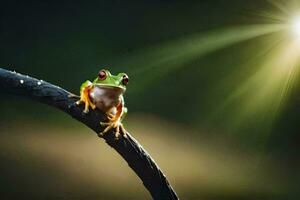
0, 67, 178, 200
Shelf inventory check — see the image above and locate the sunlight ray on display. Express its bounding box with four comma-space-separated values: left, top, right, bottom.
211, 38, 300, 135
123, 24, 286, 92
266, 0, 292, 16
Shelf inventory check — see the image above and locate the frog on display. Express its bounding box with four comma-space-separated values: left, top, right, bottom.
76, 69, 129, 138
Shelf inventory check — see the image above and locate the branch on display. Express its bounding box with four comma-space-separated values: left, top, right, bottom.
0, 68, 178, 200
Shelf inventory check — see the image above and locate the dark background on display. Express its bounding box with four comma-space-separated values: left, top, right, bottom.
0, 1, 299, 199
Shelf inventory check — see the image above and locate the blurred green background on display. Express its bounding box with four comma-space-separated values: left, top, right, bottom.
0, 1, 299, 199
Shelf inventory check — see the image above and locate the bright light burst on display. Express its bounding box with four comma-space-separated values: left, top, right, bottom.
291, 16, 300, 37
121, 0, 299, 141
206, 1, 300, 139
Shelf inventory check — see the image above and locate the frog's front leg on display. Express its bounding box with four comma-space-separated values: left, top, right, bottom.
99, 102, 127, 138
76, 80, 96, 113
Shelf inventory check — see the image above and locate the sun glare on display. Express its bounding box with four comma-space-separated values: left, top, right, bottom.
291, 16, 300, 37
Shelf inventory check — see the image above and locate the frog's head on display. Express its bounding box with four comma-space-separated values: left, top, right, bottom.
93, 69, 129, 91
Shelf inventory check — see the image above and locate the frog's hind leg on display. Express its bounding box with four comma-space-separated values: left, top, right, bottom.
76, 81, 96, 113
99, 102, 127, 138
118, 107, 127, 136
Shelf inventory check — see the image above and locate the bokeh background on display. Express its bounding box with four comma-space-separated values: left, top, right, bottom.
0, 1, 299, 199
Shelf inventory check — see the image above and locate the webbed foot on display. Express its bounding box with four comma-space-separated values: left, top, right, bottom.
76, 81, 95, 113
76, 96, 96, 113
99, 120, 127, 139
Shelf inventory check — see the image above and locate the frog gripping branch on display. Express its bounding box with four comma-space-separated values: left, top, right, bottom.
76, 69, 128, 138
0, 67, 178, 200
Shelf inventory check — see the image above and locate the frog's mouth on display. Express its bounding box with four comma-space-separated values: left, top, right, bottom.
95, 84, 125, 92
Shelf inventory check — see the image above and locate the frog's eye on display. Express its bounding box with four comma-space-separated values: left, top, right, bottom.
122, 74, 129, 85
98, 70, 107, 80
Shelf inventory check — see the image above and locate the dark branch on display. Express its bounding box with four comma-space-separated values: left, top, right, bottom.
0, 68, 178, 200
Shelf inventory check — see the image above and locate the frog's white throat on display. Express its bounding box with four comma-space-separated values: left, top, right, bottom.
89, 85, 124, 113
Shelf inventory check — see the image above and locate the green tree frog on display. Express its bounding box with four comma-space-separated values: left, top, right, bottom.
76, 69, 129, 138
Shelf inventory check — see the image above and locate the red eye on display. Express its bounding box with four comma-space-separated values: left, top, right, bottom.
98, 70, 107, 80
122, 75, 129, 85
